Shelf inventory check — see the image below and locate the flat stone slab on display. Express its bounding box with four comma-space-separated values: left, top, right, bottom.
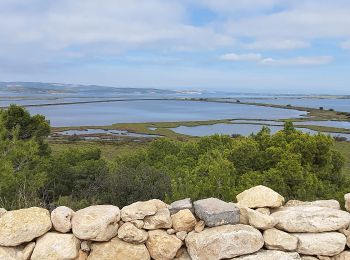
169, 198, 193, 215
193, 198, 239, 227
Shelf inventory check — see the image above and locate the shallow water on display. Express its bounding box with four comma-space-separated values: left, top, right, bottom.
26, 100, 306, 127
171, 123, 350, 140
54, 129, 159, 138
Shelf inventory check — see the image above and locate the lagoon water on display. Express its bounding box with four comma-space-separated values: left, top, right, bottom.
242, 98, 350, 113
172, 123, 350, 140
26, 100, 306, 127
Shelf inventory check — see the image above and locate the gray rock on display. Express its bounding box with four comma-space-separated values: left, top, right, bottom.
169, 198, 193, 215
193, 198, 240, 227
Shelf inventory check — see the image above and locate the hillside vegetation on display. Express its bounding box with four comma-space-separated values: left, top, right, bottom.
0, 105, 349, 210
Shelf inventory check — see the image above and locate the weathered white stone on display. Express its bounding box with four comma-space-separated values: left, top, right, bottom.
332, 251, 350, 260
167, 228, 176, 235
72, 205, 120, 241
130, 219, 144, 229
256, 208, 270, 215
117, 222, 148, 244
121, 199, 167, 222
0, 242, 35, 260
0, 207, 52, 246
263, 228, 298, 251
146, 229, 182, 260
194, 220, 205, 233
300, 257, 318, 260
185, 224, 264, 260
143, 208, 172, 230
285, 200, 340, 209
271, 206, 350, 232
237, 205, 249, 224
175, 247, 192, 260
0, 208, 6, 218
88, 237, 150, 260
169, 198, 193, 215
51, 206, 74, 233
194, 198, 240, 227
338, 228, 350, 247
294, 232, 346, 256
31, 232, 80, 260
176, 231, 187, 241
233, 249, 300, 259
236, 185, 285, 208
345, 193, 350, 212
171, 209, 196, 232
245, 208, 277, 230
81, 241, 91, 252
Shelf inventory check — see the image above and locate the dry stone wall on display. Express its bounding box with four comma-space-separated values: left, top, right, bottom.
1, 185, 350, 259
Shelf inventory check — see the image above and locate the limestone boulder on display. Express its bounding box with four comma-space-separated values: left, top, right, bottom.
0, 207, 52, 246
0, 242, 35, 260
88, 237, 150, 260
51, 206, 74, 233
256, 208, 270, 215
193, 198, 240, 227
185, 224, 264, 260
0, 208, 6, 217
271, 206, 350, 232
72, 205, 120, 241
194, 220, 205, 233
293, 232, 346, 256
263, 228, 298, 251
146, 229, 183, 260
345, 193, 350, 212
31, 232, 80, 260
130, 220, 144, 229
245, 208, 277, 230
332, 251, 350, 260
117, 222, 148, 244
143, 208, 172, 230
169, 198, 193, 215
236, 185, 284, 208
233, 249, 300, 259
300, 257, 318, 260
176, 231, 187, 240
121, 199, 167, 222
171, 209, 196, 232
285, 200, 340, 209
175, 247, 192, 260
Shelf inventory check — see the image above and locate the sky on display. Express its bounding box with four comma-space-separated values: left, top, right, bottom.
0, 0, 350, 94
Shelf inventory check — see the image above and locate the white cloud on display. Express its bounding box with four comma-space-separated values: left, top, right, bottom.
219, 53, 262, 61
220, 52, 333, 66
260, 56, 333, 66
340, 40, 350, 49
245, 39, 310, 50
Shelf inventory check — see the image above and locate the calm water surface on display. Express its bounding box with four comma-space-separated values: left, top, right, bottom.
26, 100, 306, 127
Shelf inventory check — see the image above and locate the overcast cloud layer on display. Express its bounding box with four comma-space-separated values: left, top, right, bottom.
0, 0, 349, 94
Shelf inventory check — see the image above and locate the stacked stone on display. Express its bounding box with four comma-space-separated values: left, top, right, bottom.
1, 186, 350, 259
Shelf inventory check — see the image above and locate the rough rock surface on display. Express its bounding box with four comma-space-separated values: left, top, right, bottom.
31, 232, 80, 260
88, 237, 150, 260
117, 222, 148, 244
245, 208, 277, 230
169, 198, 193, 214
72, 205, 120, 241
194, 220, 205, 232
171, 209, 196, 232
293, 232, 346, 256
0, 208, 6, 217
285, 199, 340, 209
0, 207, 52, 246
193, 198, 240, 227
146, 229, 182, 260
271, 206, 350, 232
143, 208, 172, 230
185, 224, 264, 260
175, 247, 192, 260
0, 242, 35, 260
51, 206, 74, 233
236, 185, 285, 208
121, 199, 167, 222
176, 231, 187, 241
263, 228, 298, 251
333, 251, 350, 260
233, 249, 301, 259
345, 193, 350, 212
